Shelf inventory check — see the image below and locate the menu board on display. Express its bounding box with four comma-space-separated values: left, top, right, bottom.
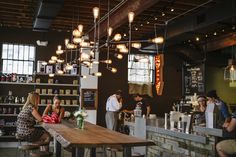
183, 64, 205, 95
81, 89, 97, 109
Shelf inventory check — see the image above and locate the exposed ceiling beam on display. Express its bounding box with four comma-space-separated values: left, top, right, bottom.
87, 0, 160, 39
165, 0, 236, 40
204, 33, 236, 52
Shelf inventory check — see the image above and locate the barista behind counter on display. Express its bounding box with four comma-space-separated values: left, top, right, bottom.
123, 94, 151, 117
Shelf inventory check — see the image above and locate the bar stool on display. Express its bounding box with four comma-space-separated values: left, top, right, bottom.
30, 151, 52, 157
15, 134, 40, 157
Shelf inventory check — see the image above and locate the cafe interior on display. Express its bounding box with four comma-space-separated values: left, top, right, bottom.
0, 0, 236, 157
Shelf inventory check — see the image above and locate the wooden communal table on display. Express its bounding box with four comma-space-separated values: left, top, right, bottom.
41, 120, 154, 157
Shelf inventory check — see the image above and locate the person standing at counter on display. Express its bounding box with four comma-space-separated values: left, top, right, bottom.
105, 90, 123, 131
216, 110, 236, 157
206, 90, 231, 126
123, 94, 151, 117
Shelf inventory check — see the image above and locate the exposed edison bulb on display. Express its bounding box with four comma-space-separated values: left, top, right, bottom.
73, 37, 82, 44
108, 27, 113, 37
119, 47, 129, 53
113, 33, 122, 41
116, 44, 126, 49
57, 59, 64, 63
128, 12, 135, 23
94, 72, 102, 77
51, 56, 57, 61
111, 67, 117, 73
81, 75, 87, 79
230, 65, 235, 71
93, 7, 99, 19
65, 39, 69, 46
81, 53, 90, 61
78, 24, 83, 32
80, 41, 90, 47
56, 45, 63, 55
42, 61, 47, 66
116, 54, 123, 59
49, 59, 56, 64
92, 60, 99, 64
72, 29, 81, 37
131, 43, 141, 49
67, 43, 77, 49
49, 73, 54, 77
65, 64, 73, 70
152, 37, 164, 44
104, 59, 112, 64
57, 70, 64, 75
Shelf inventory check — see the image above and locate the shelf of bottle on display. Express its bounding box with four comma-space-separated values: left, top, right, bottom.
0, 114, 18, 117
0, 82, 79, 87
0, 135, 15, 138
35, 73, 80, 77
39, 94, 79, 97
0, 103, 79, 107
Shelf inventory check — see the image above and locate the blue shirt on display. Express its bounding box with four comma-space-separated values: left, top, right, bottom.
216, 99, 230, 120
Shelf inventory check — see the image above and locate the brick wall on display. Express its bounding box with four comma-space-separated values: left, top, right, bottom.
146, 131, 216, 157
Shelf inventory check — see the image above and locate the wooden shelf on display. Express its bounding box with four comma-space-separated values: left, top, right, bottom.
39, 94, 79, 97
0, 114, 18, 117
35, 73, 80, 77
0, 136, 15, 138
0, 103, 24, 106
38, 104, 79, 107
0, 82, 78, 87
0, 125, 16, 128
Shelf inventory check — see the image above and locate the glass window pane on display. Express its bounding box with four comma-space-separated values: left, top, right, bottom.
23, 61, 28, 74
13, 45, 19, 59
7, 60, 13, 73
2, 60, 7, 73
24, 46, 29, 60
8, 44, 13, 59
18, 61, 23, 74
29, 46, 35, 60
19, 46, 24, 60
28, 62, 33, 74
13, 61, 18, 73
2, 44, 8, 59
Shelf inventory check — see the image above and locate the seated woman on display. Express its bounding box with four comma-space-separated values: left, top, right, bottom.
43, 95, 65, 122
216, 110, 236, 157
16, 92, 51, 151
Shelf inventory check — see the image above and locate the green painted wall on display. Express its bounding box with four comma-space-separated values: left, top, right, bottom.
206, 66, 236, 105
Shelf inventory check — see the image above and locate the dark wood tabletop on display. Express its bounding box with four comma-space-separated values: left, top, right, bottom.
42, 120, 154, 148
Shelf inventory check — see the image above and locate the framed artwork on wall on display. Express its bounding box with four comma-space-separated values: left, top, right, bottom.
81, 88, 98, 109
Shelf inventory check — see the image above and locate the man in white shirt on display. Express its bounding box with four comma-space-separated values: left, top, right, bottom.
105, 90, 123, 130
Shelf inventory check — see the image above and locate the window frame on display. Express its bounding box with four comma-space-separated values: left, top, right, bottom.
128, 54, 155, 84
1, 43, 36, 75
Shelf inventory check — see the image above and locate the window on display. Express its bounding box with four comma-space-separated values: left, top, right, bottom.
128, 54, 155, 83
1, 43, 35, 75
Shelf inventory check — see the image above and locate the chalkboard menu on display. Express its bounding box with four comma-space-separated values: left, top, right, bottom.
183, 63, 205, 95
81, 89, 97, 109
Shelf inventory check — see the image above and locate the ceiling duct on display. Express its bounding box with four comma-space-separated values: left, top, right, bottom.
33, 0, 64, 32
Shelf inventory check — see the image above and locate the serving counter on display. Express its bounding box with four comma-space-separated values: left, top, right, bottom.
124, 118, 223, 157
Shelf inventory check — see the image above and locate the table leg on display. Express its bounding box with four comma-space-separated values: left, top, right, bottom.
55, 140, 61, 157
90, 148, 96, 157
72, 147, 84, 157
123, 147, 131, 157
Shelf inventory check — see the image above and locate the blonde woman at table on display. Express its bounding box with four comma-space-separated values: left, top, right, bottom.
43, 95, 65, 122
16, 92, 51, 151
